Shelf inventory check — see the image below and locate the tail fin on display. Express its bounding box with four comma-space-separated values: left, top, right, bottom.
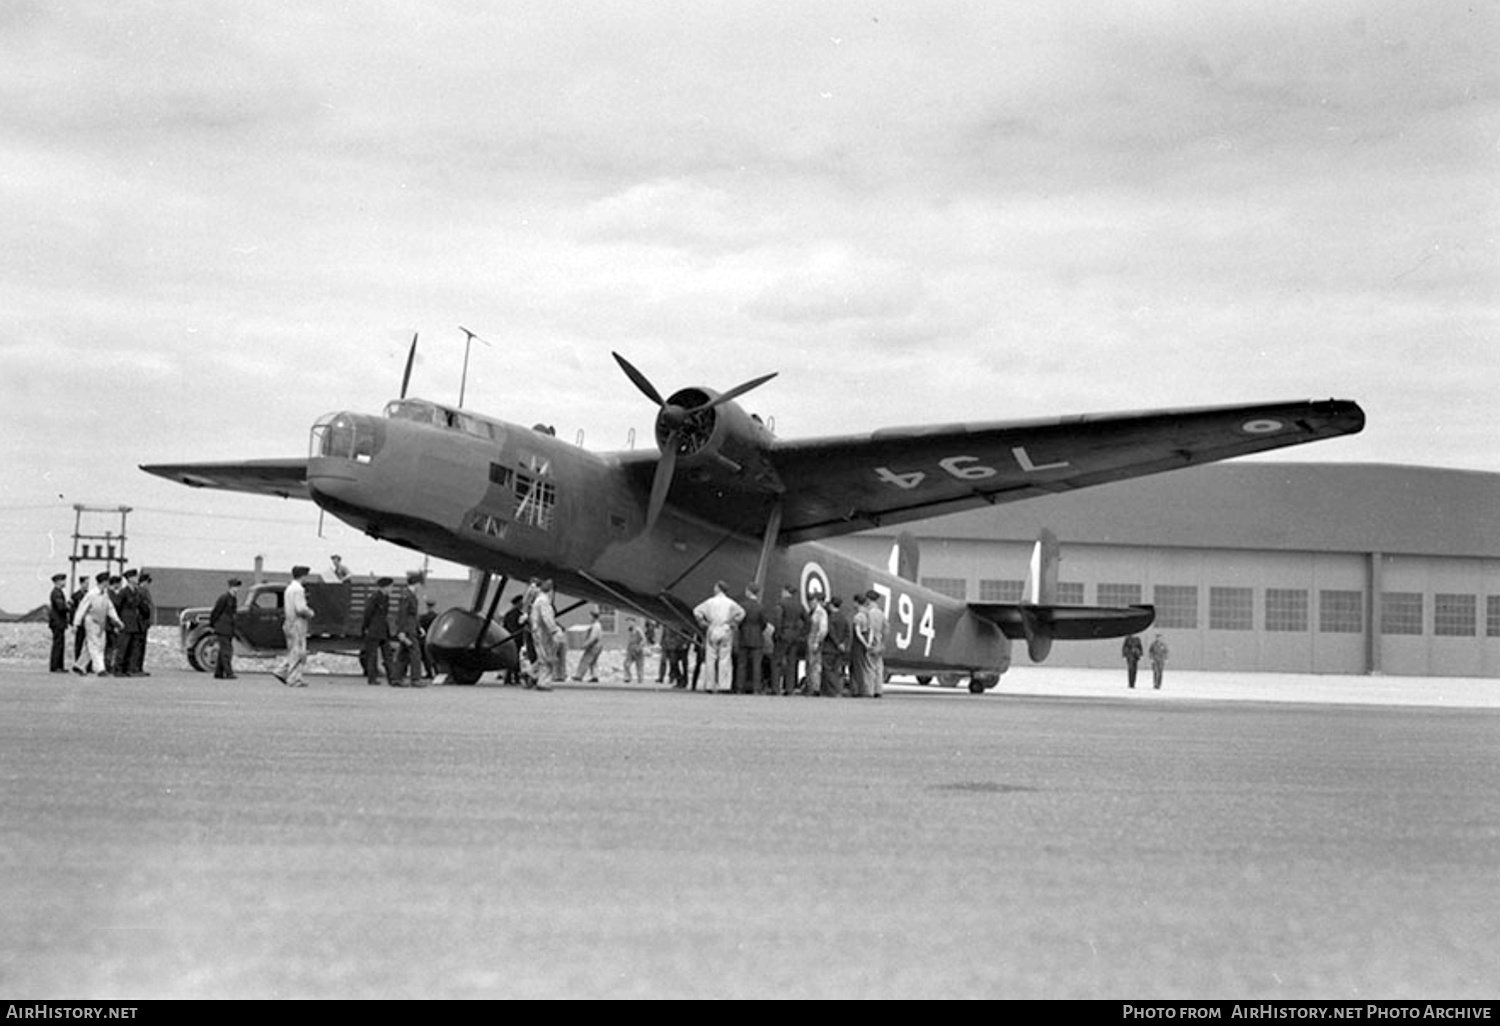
1024, 528, 1060, 605
889, 531, 920, 583
967, 528, 1155, 663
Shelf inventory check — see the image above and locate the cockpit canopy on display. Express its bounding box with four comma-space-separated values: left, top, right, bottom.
311, 400, 508, 461
382, 399, 506, 443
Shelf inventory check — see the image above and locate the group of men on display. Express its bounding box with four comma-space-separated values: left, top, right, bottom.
206, 561, 439, 688
48, 568, 155, 677
503, 577, 565, 691
1121, 633, 1170, 689
690, 580, 890, 697
357, 570, 432, 688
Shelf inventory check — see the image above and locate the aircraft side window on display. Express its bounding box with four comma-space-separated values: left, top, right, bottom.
514, 473, 556, 531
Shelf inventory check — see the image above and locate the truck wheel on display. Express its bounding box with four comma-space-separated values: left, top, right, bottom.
190, 634, 219, 674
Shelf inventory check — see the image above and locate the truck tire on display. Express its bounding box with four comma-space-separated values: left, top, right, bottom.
190, 633, 220, 674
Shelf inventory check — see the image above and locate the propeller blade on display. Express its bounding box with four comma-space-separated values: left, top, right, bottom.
612, 351, 667, 408
644, 438, 678, 534
698, 371, 778, 412
400, 332, 418, 399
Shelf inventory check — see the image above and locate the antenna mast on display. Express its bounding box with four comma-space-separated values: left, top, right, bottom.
456, 326, 492, 409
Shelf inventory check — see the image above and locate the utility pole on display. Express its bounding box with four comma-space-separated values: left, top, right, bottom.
69, 505, 132, 593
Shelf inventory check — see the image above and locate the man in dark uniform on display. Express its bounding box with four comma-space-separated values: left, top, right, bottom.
132, 572, 156, 675
824, 596, 850, 696
735, 583, 767, 694
661, 625, 689, 688
418, 597, 439, 680
112, 571, 146, 676
47, 573, 70, 672
210, 578, 241, 679
1121, 634, 1143, 689
772, 583, 807, 695
114, 570, 147, 672
361, 577, 395, 686
392, 572, 424, 687
103, 575, 123, 673
500, 594, 526, 685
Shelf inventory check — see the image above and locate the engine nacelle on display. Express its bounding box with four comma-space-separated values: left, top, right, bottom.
657, 387, 783, 493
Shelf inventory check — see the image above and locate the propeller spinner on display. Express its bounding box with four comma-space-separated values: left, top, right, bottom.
612, 352, 777, 534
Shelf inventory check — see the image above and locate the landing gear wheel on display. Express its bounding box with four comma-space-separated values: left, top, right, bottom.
449, 664, 483, 685
968, 678, 986, 694
916, 675, 933, 686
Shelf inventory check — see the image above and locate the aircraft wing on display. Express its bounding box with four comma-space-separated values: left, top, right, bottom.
139, 458, 311, 500
764, 399, 1364, 545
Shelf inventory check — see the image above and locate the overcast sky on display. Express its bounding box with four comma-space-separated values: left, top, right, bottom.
1, 1, 1495, 614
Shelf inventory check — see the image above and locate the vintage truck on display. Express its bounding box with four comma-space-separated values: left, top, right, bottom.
180, 579, 383, 671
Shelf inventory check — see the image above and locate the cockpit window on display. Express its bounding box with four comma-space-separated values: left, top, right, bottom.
383, 400, 502, 442
311, 412, 379, 462
384, 399, 444, 426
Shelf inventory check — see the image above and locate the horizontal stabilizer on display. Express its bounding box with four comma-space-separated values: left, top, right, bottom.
968, 602, 1156, 642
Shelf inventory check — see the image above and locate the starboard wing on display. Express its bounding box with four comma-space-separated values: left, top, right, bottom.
764, 399, 1363, 544
139, 458, 311, 500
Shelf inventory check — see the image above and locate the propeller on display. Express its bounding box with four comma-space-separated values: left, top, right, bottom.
399, 332, 418, 399
612, 352, 776, 533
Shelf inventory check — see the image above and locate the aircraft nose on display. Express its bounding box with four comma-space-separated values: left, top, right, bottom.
310, 411, 385, 464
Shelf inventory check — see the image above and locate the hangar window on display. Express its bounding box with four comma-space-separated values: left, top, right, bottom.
1433, 594, 1476, 637
1098, 583, 1142, 607
1319, 591, 1364, 634
1056, 582, 1085, 605
597, 604, 618, 634
921, 576, 967, 600
1209, 587, 1254, 631
1488, 597, 1500, 638
1265, 589, 1309, 632
980, 579, 1024, 602
1380, 592, 1423, 636
1153, 586, 1198, 629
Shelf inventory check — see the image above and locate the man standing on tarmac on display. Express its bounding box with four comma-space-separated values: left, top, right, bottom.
47, 573, 70, 673
210, 578, 241, 680
735, 583, 767, 694
1149, 634, 1170, 690
693, 580, 743, 694
392, 571, 424, 687
772, 583, 807, 696
1122, 634, 1144, 689
527, 579, 564, 692
113, 569, 147, 677
362, 577, 396, 685
273, 565, 315, 688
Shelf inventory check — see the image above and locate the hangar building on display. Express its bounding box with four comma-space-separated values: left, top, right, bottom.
826, 463, 1500, 679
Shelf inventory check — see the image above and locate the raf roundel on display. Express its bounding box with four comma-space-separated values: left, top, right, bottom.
1239, 418, 1284, 435
800, 562, 830, 611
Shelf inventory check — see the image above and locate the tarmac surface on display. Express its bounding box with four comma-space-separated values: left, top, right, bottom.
2, 662, 1497, 1000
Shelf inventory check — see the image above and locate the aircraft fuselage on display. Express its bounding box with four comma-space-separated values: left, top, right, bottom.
305, 402, 1011, 677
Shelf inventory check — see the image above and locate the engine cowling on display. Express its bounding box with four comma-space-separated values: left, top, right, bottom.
656, 387, 782, 492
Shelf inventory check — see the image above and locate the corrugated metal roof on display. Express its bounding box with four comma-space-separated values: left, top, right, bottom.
861, 462, 1500, 558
